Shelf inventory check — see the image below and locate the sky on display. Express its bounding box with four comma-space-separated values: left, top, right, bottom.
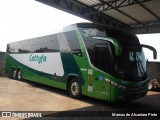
0, 0, 159, 61
0, 0, 89, 51
137, 34, 160, 62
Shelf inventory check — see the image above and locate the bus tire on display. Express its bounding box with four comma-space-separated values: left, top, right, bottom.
17, 70, 22, 80
12, 69, 17, 79
68, 78, 82, 99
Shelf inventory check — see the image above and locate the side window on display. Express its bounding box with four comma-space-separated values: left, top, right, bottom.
90, 42, 111, 73
9, 44, 15, 53
8, 43, 19, 54
58, 33, 70, 53
80, 28, 113, 73
18, 41, 24, 53
64, 31, 82, 56
44, 35, 59, 52
6, 44, 10, 53
14, 46, 19, 53
21, 40, 33, 53
33, 38, 45, 53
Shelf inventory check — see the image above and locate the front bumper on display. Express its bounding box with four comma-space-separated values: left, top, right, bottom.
119, 84, 148, 101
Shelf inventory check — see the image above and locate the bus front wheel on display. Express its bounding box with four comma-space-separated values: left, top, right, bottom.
69, 78, 82, 99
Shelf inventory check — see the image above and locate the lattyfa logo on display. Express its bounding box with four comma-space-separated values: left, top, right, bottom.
29, 54, 47, 64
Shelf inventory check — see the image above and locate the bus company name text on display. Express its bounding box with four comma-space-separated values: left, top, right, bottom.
29, 54, 47, 64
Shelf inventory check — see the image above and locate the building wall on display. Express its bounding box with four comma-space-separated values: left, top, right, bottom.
147, 62, 160, 81
0, 52, 6, 76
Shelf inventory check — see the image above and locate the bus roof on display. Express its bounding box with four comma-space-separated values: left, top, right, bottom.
66, 22, 140, 48
8, 22, 140, 48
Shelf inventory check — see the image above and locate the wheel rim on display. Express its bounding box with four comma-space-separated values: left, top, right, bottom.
71, 82, 79, 96
17, 71, 21, 80
13, 70, 16, 78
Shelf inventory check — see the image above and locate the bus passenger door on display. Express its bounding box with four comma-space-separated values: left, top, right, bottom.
90, 43, 112, 101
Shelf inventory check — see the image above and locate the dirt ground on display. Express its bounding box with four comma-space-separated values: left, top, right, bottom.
0, 77, 160, 119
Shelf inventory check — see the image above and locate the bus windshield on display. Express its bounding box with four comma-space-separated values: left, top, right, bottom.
104, 27, 148, 81
79, 27, 147, 81
114, 49, 147, 81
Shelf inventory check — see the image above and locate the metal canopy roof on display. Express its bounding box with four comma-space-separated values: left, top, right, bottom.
36, 0, 160, 34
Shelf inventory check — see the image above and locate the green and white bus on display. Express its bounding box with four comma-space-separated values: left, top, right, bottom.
5, 23, 157, 102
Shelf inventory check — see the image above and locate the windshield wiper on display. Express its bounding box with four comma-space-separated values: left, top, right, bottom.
128, 52, 137, 81
137, 60, 147, 79
131, 51, 147, 80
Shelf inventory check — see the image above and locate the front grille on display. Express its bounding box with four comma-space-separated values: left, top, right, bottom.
123, 90, 147, 100
126, 84, 148, 93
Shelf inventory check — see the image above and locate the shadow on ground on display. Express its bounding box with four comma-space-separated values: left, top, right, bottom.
17, 79, 160, 119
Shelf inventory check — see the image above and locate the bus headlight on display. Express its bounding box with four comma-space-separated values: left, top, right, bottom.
118, 84, 127, 90
107, 80, 127, 90
111, 81, 118, 86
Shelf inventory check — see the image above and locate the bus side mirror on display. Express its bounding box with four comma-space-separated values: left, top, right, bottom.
141, 44, 157, 59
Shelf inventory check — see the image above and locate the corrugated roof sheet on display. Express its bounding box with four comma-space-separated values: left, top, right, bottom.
77, 0, 160, 25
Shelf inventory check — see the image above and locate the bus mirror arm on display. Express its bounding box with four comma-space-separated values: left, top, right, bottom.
141, 44, 157, 59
